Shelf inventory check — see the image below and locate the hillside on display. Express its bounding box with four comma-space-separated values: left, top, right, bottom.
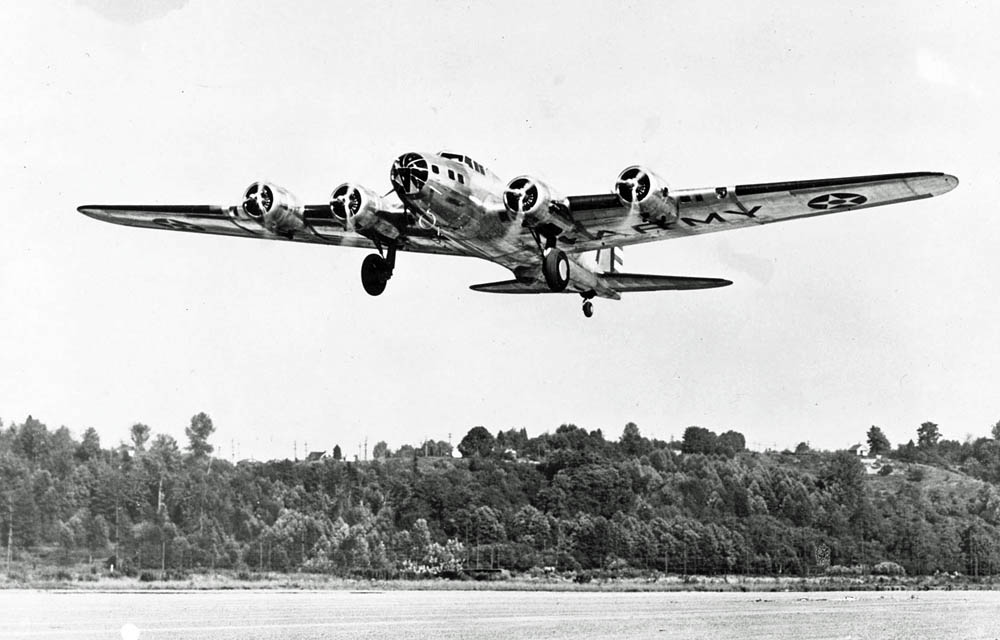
3, 414, 1000, 582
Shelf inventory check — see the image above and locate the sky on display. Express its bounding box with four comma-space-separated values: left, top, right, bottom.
1, 1, 997, 461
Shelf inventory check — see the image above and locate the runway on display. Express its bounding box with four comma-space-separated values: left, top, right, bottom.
1, 589, 998, 639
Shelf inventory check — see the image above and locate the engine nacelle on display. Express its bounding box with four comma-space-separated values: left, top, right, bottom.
241, 182, 305, 236
615, 166, 678, 225
502, 175, 571, 232
330, 183, 401, 240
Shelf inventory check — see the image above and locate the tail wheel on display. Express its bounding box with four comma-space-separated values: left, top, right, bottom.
543, 249, 570, 292
361, 253, 390, 296
582, 300, 594, 318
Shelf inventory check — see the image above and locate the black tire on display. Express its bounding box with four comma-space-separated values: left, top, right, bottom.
582, 300, 594, 318
543, 249, 570, 292
361, 253, 389, 296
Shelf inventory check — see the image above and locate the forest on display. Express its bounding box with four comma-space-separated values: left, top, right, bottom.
4, 413, 1000, 581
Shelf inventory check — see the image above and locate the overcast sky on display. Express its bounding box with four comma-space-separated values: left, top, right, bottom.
1, 1, 997, 460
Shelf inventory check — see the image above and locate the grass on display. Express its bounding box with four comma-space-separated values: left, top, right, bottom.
4, 564, 1000, 593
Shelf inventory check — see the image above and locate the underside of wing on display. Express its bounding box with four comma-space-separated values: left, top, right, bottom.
76, 203, 465, 256
560, 171, 958, 253
470, 272, 732, 294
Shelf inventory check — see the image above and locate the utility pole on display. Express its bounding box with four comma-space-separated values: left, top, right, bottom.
6, 502, 12, 572
364, 437, 368, 461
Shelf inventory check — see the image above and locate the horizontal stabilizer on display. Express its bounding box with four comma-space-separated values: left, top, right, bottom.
470, 273, 732, 294
601, 272, 733, 292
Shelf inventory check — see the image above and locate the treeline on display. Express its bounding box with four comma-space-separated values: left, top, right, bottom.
4, 413, 1000, 580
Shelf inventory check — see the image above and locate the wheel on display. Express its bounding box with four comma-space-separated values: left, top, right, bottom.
361, 253, 389, 296
582, 300, 594, 318
542, 248, 570, 292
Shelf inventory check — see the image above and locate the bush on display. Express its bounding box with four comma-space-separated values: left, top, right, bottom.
873, 561, 906, 576
826, 565, 863, 576
138, 571, 158, 582
907, 467, 926, 482
878, 465, 894, 476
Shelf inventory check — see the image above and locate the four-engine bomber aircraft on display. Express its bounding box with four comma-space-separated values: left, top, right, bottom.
78, 153, 957, 317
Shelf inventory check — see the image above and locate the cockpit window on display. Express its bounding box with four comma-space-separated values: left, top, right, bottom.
439, 152, 487, 175
457, 173, 465, 184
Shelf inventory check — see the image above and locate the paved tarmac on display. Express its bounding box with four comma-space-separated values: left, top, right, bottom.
1, 589, 999, 639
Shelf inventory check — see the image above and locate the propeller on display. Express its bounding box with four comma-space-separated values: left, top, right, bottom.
616, 167, 651, 204
330, 184, 362, 231
503, 177, 539, 215
242, 183, 273, 219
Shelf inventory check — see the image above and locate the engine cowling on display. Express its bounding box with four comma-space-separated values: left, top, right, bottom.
241, 182, 305, 236
502, 176, 571, 232
330, 183, 401, 240
615, 166, 678, 225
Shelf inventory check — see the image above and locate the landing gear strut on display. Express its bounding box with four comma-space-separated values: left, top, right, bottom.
361, 245, 396, 296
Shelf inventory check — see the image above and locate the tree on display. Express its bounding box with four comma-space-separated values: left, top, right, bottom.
794, 442, 811, 455
824, 451, 866, 516
917, 422, 941, 449
76, 427, 102, 463
681, 426, 717, 455
185, 412, 215, 458
866, 426, 891, 456
372, 441, 389, 459
992, 420, 1000, 441
457, 426, 495, 458
332, 445, 342, 461
620, 422, 647, 457
130, 423, 151, 453
717, 431, 746, 457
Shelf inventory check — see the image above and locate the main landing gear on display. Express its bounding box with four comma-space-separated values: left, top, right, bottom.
542, 248, 570, 292
361, 245, 396, 296
534, 231, 569, 293
534, 231, 594, 318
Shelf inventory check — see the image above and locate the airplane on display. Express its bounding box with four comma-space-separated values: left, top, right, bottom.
78, 153, 958, 317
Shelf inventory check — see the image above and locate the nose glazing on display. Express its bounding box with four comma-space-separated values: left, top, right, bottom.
390, 153, 430, 196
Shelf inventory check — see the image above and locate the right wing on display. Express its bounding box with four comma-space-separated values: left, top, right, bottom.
76, 204, 466, 256
558, 171, 958, 253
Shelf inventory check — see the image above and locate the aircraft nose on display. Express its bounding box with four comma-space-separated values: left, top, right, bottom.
390, 153, 430, 196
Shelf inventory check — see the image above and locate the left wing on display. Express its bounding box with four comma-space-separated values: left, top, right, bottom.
557, 171, 958, 253
76, 204, 466, 256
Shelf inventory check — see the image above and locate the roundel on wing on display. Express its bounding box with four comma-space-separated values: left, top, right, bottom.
807, 192, 868, 210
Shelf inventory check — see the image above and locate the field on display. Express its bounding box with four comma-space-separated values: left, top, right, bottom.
2, 589, 1000, 639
